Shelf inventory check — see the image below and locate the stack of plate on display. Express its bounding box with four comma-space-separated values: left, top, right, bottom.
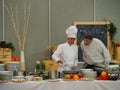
0, 64, 5, 71
6, 62, 20, 71
0, 71, 13, 80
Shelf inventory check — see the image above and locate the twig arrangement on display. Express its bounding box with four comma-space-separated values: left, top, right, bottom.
6, 1, 31, 71
6, 2, 31, 51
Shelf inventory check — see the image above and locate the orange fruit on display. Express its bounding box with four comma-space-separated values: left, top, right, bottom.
101, 71, 107, 77
73, 75, 79, 80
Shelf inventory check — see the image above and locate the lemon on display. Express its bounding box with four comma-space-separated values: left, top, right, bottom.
65, 74, 70, 79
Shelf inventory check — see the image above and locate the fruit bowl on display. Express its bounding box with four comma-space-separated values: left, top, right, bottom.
63, 74, 82, 80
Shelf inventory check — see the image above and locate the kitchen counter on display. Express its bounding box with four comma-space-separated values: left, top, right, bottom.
0, 79, 120, 90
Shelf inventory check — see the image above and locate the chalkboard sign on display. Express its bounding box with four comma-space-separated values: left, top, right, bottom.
74, 22, 109, 61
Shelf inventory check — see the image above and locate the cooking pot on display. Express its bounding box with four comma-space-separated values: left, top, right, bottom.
48, 70, 58, 79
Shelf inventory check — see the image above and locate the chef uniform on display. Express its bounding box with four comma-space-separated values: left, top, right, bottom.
81, 38, 111, 68
52, 26, 78, 72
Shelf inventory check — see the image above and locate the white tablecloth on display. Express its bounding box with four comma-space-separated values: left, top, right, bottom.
0, 79, 120, 90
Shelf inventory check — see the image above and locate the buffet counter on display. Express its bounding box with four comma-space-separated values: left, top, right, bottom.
0, 79, 120, 90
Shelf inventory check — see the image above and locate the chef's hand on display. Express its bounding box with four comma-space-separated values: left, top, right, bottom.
57, 60, 63, 65
104, 62, 109, 70
71, 66, 76, 70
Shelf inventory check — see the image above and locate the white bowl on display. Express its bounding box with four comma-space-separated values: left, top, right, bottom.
25, 76, 33, 81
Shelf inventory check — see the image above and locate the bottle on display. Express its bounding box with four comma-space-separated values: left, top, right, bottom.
41, 60, 45, 70
36, 60, 40, 71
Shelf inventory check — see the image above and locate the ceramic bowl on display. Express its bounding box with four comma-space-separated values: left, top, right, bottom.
25, 76, 33, 81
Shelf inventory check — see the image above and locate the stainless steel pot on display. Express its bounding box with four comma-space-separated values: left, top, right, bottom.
48, 70, 58, 79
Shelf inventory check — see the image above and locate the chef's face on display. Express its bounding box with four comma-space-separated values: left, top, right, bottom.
67, 38, 75, 45
83, 38, 92, 45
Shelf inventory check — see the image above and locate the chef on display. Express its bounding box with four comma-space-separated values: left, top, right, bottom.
81, 34, 111, 70
52, 25, 78, 72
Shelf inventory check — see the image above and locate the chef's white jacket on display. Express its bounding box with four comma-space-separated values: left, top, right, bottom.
52, 42, 78, 72
81, 38, 111, 67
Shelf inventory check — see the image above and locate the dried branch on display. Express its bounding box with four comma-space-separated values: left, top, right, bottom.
23, 2, 31, 50
6, 3, 22, 50
6, 2, 31, 51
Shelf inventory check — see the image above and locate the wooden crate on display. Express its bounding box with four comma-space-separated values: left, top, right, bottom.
115, 47, 120, 59
112, 59, 120, 64
0, 48, 11, 64
43, 59, 59, 70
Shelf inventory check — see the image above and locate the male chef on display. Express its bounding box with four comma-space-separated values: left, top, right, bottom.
52, 25, 78, 72
81, 34, 111, 70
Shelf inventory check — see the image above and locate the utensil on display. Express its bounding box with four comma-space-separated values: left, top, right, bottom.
14, 66, 18, 71
58, 63, 67, 71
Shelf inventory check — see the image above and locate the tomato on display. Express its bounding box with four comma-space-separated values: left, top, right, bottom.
70, 75, 74, 79
77, 74, 82, 78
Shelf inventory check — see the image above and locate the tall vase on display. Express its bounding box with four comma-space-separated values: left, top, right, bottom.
20, 50, 26, 71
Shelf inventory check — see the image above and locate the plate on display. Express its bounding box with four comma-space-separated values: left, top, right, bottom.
45, 79, 61, 82
79, 78, 94, 81
11, 79, 26, 82
0, 80, 8, 83
62, 79, 78, 81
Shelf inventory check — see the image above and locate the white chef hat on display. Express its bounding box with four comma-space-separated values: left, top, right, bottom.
66, 25, 78, 38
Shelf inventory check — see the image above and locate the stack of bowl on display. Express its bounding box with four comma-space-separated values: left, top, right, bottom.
80, 69, 97, 79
